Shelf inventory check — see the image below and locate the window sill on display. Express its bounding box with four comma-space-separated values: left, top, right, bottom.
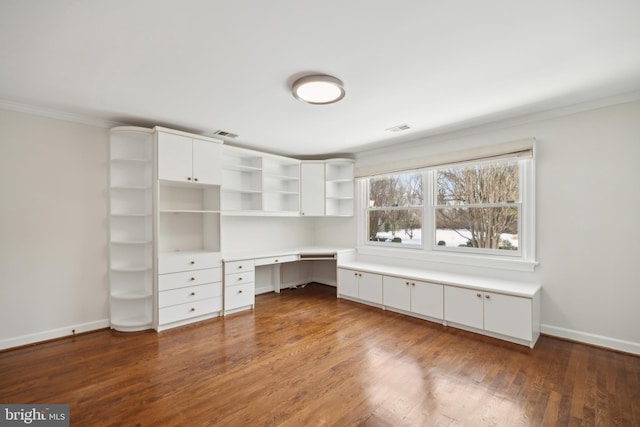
357, 245, 538, 272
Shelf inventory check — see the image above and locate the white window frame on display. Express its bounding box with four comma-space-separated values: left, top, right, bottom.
357, 157, 536, 272
365, 171, 426, 249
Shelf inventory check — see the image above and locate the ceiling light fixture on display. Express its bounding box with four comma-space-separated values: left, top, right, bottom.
292, 74, 345, 105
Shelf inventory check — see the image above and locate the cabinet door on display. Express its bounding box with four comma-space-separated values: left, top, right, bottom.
157, 132, 193, 183
300, 162, 325, 216
444, 286, 483, 329
382, 275, 411, 311
337, 268, 358, 299
483, 292, 532, 341
358, 272, 383, 304
411, 280, 444, 320
192, 139, 221, 185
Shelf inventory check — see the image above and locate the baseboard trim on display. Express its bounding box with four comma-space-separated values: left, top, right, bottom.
541, 324, 640, 356
0, 319, 110, 351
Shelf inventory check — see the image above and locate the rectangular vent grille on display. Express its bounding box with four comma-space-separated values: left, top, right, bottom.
214, 130, 239, 138
386, 124, 411, 132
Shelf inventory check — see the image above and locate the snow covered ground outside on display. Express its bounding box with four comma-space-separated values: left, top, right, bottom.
373, 229, 518, 248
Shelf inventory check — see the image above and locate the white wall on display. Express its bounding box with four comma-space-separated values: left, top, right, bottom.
0, 109, 109, 349
220, 216, 315, 255
355, 100, 640, 352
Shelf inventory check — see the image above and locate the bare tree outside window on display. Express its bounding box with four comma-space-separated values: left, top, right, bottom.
435, 161, 520, 250
368, 172, 423, 245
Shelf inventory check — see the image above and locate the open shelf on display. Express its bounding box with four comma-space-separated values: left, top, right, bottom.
109, 127, 154, 332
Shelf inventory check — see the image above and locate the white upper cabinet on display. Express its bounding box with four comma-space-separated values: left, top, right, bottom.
156, 129, 222, 185
193, 138, 222, 185
300, 162, 325, 216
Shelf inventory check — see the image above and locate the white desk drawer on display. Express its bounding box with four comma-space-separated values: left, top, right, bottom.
159, 283, 222, 308
159, 252, 221, 274
159, 268, 222, 291
225, 270, 255, 286
225, 283, 255, 311
158, 297, 222, 325
225, 259, 255, 273
254, 254, 298, 266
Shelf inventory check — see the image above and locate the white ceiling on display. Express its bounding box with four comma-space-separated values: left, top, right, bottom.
1, 1, 639, 157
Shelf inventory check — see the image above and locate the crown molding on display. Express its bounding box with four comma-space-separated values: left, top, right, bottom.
0, 99, 123, 129
356, 89, 640, 159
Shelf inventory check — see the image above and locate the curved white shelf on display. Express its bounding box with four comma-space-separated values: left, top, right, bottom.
111, 316, 153, 332
111, 291, 152, 300
111, 266, 152, 272
159, 209, 221, 214
111, 157, 151, 164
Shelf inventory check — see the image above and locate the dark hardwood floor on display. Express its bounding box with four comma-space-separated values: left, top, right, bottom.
1, 284, 639, 426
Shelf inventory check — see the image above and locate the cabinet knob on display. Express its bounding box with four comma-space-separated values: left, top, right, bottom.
190, 277, 195, 281
194, 177, 198, 182
411, 282, 415, 286
405, 281, 409, 286
190, 261, 195, 265
485, 294, 491, 299
476, 293, 482, 298
238, 289, 243, 294
359, 273, 362, 277
275, 259, 279, 262
187, 177, 192, 181
354, 272, 358, 276
190, 308, 195, 312
238, 266, 243, 269
191, 292, 196, 296
238, 277, 243, 281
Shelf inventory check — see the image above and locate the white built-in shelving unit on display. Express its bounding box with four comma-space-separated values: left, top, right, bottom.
155, 128, 224, 331
325, 159, 354, 217
221, 146, 301, 215
109, 126, 154, 331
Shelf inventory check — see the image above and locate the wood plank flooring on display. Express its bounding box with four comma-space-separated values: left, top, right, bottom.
1, 284, 639, 426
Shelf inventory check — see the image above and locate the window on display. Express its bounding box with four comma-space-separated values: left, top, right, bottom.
434, 160, 521, 254
367, 172, 423, 246
361, 154, 534, 265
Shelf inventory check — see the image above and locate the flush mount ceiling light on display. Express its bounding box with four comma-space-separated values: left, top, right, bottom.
292, 74, 345, 105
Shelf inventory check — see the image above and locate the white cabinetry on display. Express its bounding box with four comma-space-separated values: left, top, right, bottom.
300, 159, 354, 217
382, 276, 443, 320
109, 127, 154, 331
300, 162, 325, 216
337, 268, 382, 305
156, 128, 222, 185
325, 159, 354, 216
157, 252, 222, 330
221, 146, 300, 215
155, 127, 223, 330
444, 286, 537, 343
262, 155, 300, 214
224, 260, 255, 314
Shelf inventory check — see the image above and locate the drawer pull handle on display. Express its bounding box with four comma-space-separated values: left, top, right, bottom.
191, 292, 196, 296
190, 308, 195, 312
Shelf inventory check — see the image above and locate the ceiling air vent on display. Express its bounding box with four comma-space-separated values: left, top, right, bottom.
214, 130, 239, 138
386, 124, 411, 132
